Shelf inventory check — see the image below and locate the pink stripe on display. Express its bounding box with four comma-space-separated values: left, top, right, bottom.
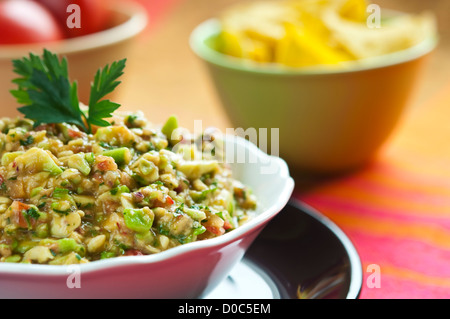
346, 230, 450, 278
360, 274, 450, 299
335, 177, 450, 208
374, 159, 450, 188
297, 194, 450, 230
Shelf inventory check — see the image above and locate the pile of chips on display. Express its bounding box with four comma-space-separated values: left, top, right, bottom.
216, 0, 436, 68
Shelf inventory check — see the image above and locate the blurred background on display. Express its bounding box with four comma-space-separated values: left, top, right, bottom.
0, 0, 446, 172
0, 0, 447, 133
120, 0, 450, 131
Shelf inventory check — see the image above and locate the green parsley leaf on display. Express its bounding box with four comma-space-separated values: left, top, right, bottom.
10, 49, 126, 134
11, 50, 87, 132
87, 59, 126, 131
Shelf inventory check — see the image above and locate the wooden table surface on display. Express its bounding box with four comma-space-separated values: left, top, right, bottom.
118, 0, 450, 132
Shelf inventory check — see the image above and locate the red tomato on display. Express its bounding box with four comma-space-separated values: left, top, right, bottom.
205, 225, 225, 236
164, 195, 175, 206
35, 0, 111, 38
223, 220, 233, 230
0, 0, 64, 45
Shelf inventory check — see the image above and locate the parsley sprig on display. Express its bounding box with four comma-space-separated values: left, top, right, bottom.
10, 49, 126, 134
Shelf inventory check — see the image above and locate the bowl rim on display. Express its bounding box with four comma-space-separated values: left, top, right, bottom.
0, 0, 148, 58
189, 16, 438, 76
0, 134, 295, 276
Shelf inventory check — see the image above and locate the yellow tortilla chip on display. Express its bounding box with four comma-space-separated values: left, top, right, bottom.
275, 23, 352, 67
339, 0, 368, 22
218, 31, 244, 58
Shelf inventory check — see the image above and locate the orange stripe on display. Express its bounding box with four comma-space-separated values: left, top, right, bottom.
381, 83, 450, 174
363, 165, 450, 196
312, 184, 450, 218
385, 150, 450, 178
321, 210, 450, 250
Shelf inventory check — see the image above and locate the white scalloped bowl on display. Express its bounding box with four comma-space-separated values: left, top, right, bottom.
0, 135, 294, 299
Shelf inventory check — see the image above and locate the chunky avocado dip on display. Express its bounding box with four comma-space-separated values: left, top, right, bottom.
0, 50, 256, 265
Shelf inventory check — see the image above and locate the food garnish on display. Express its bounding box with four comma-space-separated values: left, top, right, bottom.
10, 49, 125, 134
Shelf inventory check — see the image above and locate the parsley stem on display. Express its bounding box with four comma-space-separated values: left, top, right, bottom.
83, 114, 92, 134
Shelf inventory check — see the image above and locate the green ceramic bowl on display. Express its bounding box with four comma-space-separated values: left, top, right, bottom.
190, 18, 438, 175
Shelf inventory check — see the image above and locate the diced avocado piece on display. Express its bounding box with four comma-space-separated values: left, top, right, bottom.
100, 251, 116, 259
50, 202, 70, 215
48, 252, 84, 265
84, 152, 95, 165
135, 230, 155, 245
15, 241, 38, 254
102, 147, 132, 166
94, 126, 135, 147
72, 194, 95, 208
52, 187, 70, 199
177, 160, 219, 180
39, 155, 63, 175
56, 123, 69, 140
131, 157, 159, 185
190, 187, 217, 203
67, 153, 91, 176
122, 208, 154, 233
94, 127, 111, 143
1, 151, 24, 167
4, 255, 21, 263
14, 148, 62, 175
50, 190, 76, 213
35, 223, 49, 238
161, 116, 179, 146
58, 238, 85, 255
110, 185, 130, 196
58, 238, 77, 253
183, 206, 207, 221
228, 198, 236, 215
30, 187, 44, 198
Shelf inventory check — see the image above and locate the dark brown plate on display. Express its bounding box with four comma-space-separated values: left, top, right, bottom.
206, 199, 363, 299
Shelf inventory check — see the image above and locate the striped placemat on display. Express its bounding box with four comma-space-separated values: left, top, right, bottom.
294, 82, 450, 298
